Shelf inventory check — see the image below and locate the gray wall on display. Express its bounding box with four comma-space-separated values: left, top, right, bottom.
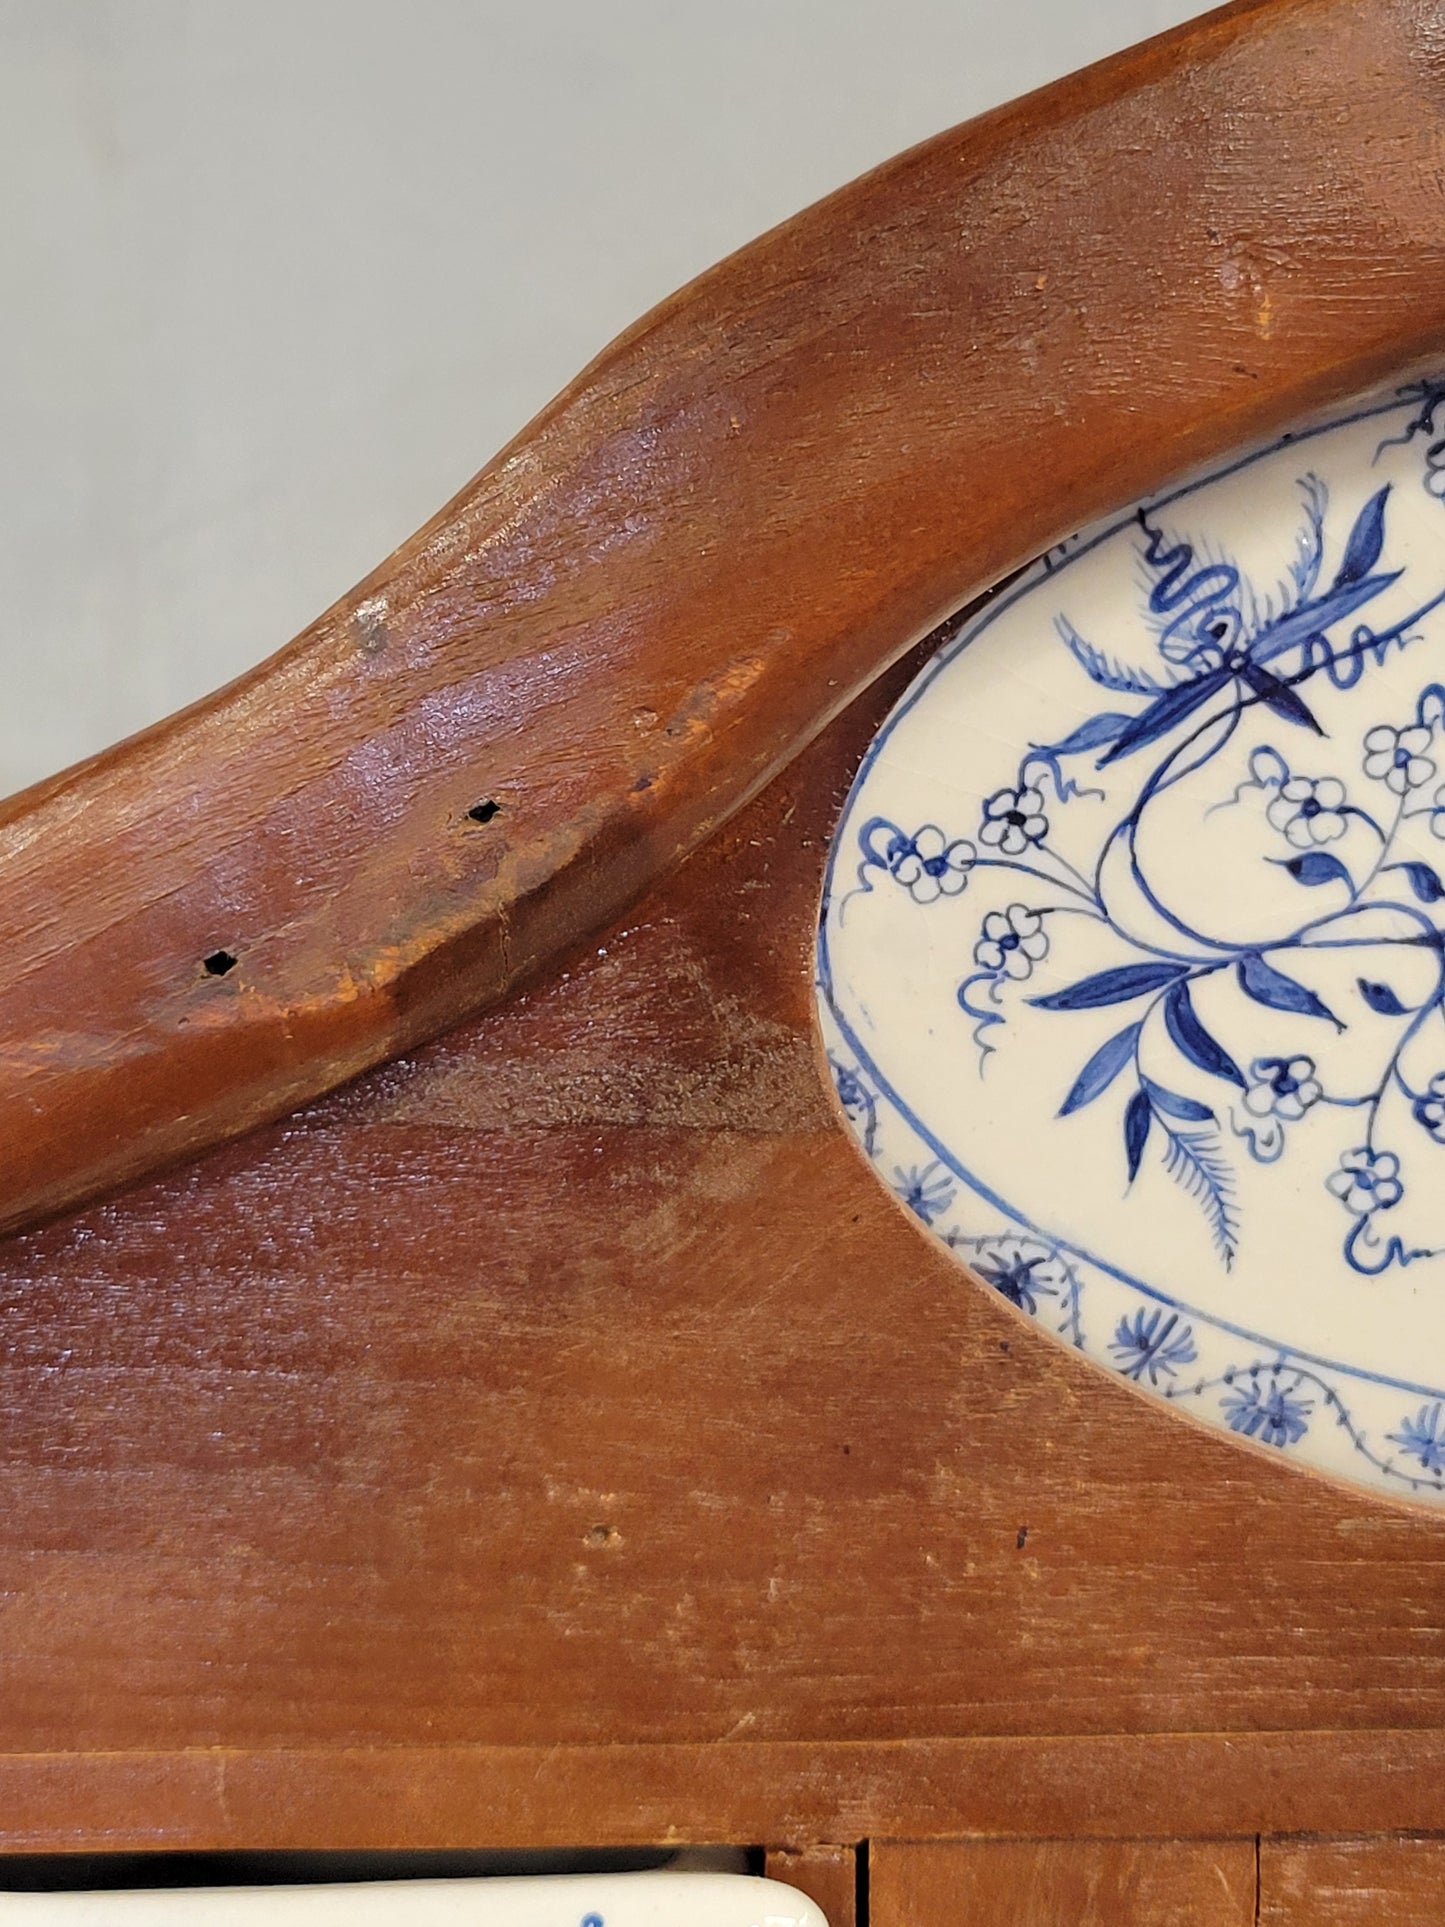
0, 0, 1206, 795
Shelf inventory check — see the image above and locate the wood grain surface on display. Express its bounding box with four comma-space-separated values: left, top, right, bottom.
869, 1837, 1256, 1926
3, 653, 1445, 1851
4, 0, 1445, 1236
765, 1845, 857, 1927
1260, 1835, 1445, 1923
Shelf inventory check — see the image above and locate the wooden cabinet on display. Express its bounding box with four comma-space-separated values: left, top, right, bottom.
5, 2, 1445, 1918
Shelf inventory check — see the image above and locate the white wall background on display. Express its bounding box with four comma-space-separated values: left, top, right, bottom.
0, 0, 1207, 795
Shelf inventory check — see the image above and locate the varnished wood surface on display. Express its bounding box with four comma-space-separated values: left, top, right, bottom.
1260, 1836, 1445, 1922
869, 1837, 1256, 1926
17, 1740, 1445, 1856
5, 0, 1445, 1236
764, 1845, 856, 1927
4, 660, 1445, 1849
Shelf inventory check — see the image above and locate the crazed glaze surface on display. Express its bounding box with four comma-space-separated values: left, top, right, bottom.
817, 380, 1445, 1503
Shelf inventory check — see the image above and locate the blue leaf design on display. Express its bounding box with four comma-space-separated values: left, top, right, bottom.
1049, 712, 1134, 755
1056, 617, 1166, 694
1271, 851, 1354, 889
1030, 962, 1189, 1012
1160, 1127, 1239, 1264
1239, 662, 1324, 734
1164, 981, 1245, 1087
1251, 569, 1401, 668
1391, 860, 1445, 904
1142, 1076, 1214, 1122
1237, 953, 1340, 1026
1096, 666, 1234, 766
1059, 1023, 1142, 1115
1358, 977, 1408, 1015
1332, 484, 1390, 588
1124, 1089, 1152, 1181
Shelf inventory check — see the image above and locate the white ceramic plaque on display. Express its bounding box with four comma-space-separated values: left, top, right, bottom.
817, 378, 1445, 1503
0, 1875, 826, 1927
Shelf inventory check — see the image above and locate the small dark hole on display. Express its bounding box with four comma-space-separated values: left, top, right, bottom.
203, 950, 238, 977
466, 798, 502, 824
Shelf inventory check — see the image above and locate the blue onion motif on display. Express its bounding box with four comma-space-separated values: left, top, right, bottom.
1220, 1371, 1313, 1448
1108, 1308, 1197, 1385
1389, 1401, 1445, 1475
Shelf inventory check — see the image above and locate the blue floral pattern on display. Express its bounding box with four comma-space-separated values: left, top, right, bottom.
1220, 1368, 1314, 1449
819, 380, 1445, 1504
1109, 1308, 1197, 1385
846, 461, 1445, 1277
1390, 1401, 1445, 1474
821, 1029, 1445, 1496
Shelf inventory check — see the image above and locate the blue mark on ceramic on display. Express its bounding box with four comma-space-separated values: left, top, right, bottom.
817, 379, 1445, 1502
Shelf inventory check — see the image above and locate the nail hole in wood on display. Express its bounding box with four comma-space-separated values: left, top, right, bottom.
466, 799, 502, 824
202, 950, 238, 977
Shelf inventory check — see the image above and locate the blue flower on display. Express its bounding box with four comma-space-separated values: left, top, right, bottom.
1230, 1052, 1322, 1164
1390, 1401, 1445, 1474
969, 1235, 1070, 1315
889, 824, 976, 902
1266, 775, 1347, 847
1220, 1371, 1312, 1448
1245, 1054, 1322, 1122
974, 904, 1049, 980
1108, 1308, 1197, 1385
979, 783, 1048, 856
1327, 1146, 1403, 1214
1413, 1073, 1445, 1143
893, 1162, 955, 1226
1363, 722, 1435, 793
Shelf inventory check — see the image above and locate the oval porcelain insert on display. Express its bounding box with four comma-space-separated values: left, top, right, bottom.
816, 379, 1445, 1503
